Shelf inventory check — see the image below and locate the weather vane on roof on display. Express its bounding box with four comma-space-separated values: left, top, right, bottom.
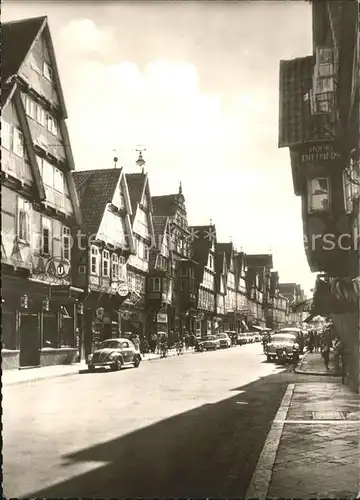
136, 145, 146, 173
112, 149, 118, 169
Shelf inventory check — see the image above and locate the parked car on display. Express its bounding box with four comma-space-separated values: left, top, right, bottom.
237, 333, 248, 345
278, 327, 305, 353
87, 338, 142, 371
216, 332, 232, 348
198, 335, 221, 351
265, 333, 299, 362
250, 331, 261, 342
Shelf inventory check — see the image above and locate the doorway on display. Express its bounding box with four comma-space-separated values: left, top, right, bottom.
19, 313, 40, 367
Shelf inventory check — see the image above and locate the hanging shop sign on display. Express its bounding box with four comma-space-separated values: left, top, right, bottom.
96, 307, 104, 320
157, 313, 168, 323
42, 298, 50, 311
32, 257, 71, 285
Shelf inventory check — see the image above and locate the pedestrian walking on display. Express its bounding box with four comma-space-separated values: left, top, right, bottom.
150, 332, 157, 354
132, 334, 140, 352
321, 344, 330, 370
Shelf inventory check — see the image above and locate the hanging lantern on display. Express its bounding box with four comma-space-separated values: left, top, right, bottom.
76, 303, 84, 315
20, 294, 29, 309
42, 298, 50, 311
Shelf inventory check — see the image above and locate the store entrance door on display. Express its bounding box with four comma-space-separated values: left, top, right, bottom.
19, 313, 40, 367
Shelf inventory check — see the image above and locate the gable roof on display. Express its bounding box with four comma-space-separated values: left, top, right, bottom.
152, 194, 180, 217
73, 169, 123, 234
149, 215, 169, 270
126, 172, 154, 220
2, 16, 68, 116
216, 242, 233, 269
215, 249, 227, 293
246, 254, 273, 269
126, 173, 146, 217
189, 225, 215, 283
1, 16, 46, 87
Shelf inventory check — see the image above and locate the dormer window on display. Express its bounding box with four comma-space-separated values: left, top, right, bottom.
308, 177, 330, 212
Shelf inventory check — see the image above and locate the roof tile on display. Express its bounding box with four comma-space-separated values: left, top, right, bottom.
73, 169, 122, 235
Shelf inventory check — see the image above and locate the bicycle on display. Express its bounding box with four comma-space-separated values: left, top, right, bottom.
160, 342, 168, 358
176, 341, 184, 355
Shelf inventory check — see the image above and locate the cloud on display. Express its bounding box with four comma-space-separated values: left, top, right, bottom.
55, 16, 314, 295
59, 19, 116, 54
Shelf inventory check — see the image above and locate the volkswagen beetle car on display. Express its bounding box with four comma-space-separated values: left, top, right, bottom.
198, 335, 221, 351
216, 332, 232, 348
87, 338, 141, 371
265, 333, 299, 362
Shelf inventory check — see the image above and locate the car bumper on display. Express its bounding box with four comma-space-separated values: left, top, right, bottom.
88, 360, 113, 368
267, 351, 293, 359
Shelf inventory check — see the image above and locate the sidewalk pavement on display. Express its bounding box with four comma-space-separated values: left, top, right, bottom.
2, 347, 195, 386
246, 381, 360, 499
295, 351, 341, 376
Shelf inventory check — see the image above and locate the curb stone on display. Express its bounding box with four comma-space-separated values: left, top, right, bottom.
3, 348, 195, 386
294, 351, 340, 377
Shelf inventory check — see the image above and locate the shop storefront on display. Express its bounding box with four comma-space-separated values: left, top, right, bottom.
2, 269, 83, 370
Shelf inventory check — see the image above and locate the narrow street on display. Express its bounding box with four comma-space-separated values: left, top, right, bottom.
3, 344, 333, 499
3, 344, 284, 498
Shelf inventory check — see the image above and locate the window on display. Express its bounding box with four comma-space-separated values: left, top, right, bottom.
13, 127, 24, 157
148, 277, 161, 292
209, 255, 214, 269
54, 168, 64, 192
38, 156, 54, 186
312, 92, 334, 114
180, 267, 188, 277
42, 216, 52, 255
25, 96, 36, 119
143, 244, 149, 261
308, 178, 330, 212
36, 104, 46, 126
2, 120, 11, 150
111, 254, 119, 280
102, 250, 110, 277
17, 198, 31, 242
91, 246, 100, 274
142, 194, 148, 208
47, 115, 58, 135
343, 161, 360, 213
43, 61, 52, 81
62, 226, 70, 260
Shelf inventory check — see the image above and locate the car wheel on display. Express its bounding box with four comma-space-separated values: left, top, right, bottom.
267, 355, 272, 362
111, 358, 122, 371
88, 364, 95, 372
133, 355, 141, 368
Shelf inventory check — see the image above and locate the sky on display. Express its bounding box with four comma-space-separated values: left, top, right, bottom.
3, 0, 317, 296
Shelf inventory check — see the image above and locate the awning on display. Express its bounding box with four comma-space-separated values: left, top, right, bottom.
292, 298, 313, 313
304, 313, 315, 323
241, 320, 249, 331
253, 325, 272, 332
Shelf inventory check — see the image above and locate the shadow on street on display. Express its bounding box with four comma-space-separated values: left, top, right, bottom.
25, 368, 291, 499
